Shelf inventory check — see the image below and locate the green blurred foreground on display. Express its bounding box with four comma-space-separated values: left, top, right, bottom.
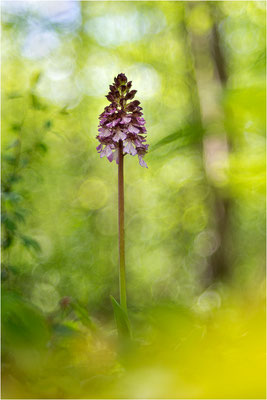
1, 1, 266, 398
2, 288, 266, 399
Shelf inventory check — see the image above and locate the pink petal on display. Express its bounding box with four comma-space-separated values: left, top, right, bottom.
134, 138, 142, 146
113, 128, 127, 142
99, 128, 112, 137
124, 140, 137, 156
128, 124, 140, 134
121, 116, 131, 124
100, 145, 113, 158
137, 117, 145, 125
138, 155, 148, 168
106, 118, 121, 128
107, 153, 113, 162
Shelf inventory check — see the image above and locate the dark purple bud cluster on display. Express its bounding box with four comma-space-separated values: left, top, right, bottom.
96, 73, 148, 167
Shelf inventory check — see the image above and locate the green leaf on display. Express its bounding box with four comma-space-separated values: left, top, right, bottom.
14, 210, 26, 223
44, 120, 52, 130
71, 301, 95, 330
6, 139, 20, 151
7, 265, 20, 275
2, 153, 17, 165
7, 92, 22, 100
20, 235, 41, 252
59, 106, 69, 115
110, 295, 131, 339
2, 213, 17, 231
36, 142, 48, 154
2, 234, 13, 249
8, 174, 22, 184
2, 289, 49, 349
52, 322, 80, 338
2, 191, 22, 204
30, 94, 46, 110
31, 71, 42, 87
252, 50, 266, 72
150, 123, 204, 153
11, 124, 22, 132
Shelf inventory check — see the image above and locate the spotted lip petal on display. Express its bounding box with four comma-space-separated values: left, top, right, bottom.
98, 127, 112, 138
100, 145, 113, 158
113, 128, 127, 142
106, 118, 121, 128
96, 73, 148, 167
124, 140, 137, 156
121, 116, 131, 124
128, 124, 140, 134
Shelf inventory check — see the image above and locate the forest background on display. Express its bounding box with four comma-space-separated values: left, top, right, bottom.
1, 1, 266, 398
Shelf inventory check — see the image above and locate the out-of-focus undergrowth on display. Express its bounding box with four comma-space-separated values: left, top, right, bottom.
2, 287, 265, 399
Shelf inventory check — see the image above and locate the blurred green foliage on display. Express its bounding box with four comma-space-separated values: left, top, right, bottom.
1, 1, 266, 398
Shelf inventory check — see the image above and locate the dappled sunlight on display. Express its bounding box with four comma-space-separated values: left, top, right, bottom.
85, 9, 166, 47
2, 1, 266, 399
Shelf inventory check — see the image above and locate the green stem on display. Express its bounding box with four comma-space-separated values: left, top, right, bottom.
118, 141, 127, 312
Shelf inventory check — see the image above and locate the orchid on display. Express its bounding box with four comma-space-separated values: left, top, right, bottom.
96, 73, 148, 168
96, 74, 148, 326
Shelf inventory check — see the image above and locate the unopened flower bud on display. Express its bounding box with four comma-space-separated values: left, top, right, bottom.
117, 73, 127, 83
106, 93, 114, 102
125, 90, 137, 100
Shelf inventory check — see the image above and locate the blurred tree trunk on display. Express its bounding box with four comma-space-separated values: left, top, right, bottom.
208, 5, 232, 282
182, 3, 232, 284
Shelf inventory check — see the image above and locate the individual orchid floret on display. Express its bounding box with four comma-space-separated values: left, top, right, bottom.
96, 73, 148, 168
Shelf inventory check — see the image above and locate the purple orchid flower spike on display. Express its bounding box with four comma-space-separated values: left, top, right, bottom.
96, 74, 148, 319
96, 73, 148, 168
